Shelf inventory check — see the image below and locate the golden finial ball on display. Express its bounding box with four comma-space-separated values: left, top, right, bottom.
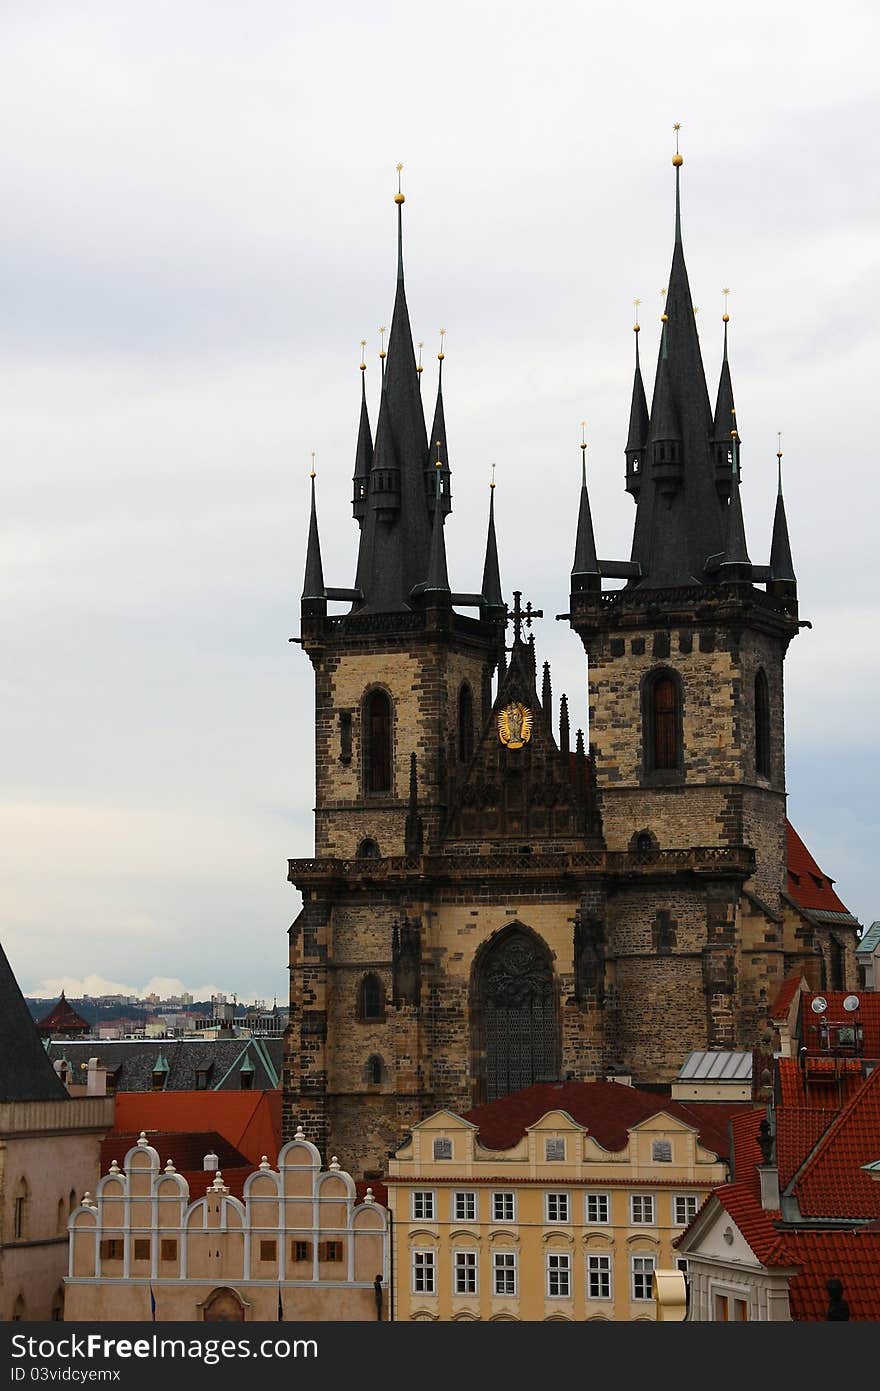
722, 313, 730, 323
661, 312, 669, 323
394, 192, 405, 205
634, 323, 641, 333
672, 153, 683, 167
360, 362, 366, 371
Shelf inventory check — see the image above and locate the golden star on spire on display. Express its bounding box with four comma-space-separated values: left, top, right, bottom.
581, 420, 587, 451
310, 451, 316, 480
395, 163, 405, 205
722, 288, 731, 323
379, 325, 386, 361
672, 123, 683, 165
438, 328, 446, 362
490, 462, 496, 490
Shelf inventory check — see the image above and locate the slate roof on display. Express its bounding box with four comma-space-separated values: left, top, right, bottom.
856, 921, 880, 955
463, 1080, 752, 1159
45, 1037, 282, 1092
0, 941, 69, 1103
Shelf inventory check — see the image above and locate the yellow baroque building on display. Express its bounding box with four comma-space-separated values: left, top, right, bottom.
386, 1085, 745, 1322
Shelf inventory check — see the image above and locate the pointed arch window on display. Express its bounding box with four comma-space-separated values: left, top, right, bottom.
458, 683, 474, 763
359, 973, 385, 1023
755, 669, 771, 779
364, 689, 393, 794
642, 668, 683, 781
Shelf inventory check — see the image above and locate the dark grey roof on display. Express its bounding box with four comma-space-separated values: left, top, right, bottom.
426, 361, 451, 520
857, 922, 880, 955
720, 447, 751, 573
571, 453, 600, 583
627, 165, 727, 587
44, 1037, 282, 1092
353, 371, 373, 488
625, 334, 649, 454
480, 486, 503, 609
770, 461, 796, 584
0, 941, 69, 1102
424, 468, 450, 596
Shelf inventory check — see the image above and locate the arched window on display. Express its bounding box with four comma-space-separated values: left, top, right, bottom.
13, 1179, 28, 1241
357, 837, 381, 859
365, 1054, 384, 1084
457, 683, 474, 763
643, 668, 682, 778
364, 690, 393, 794
68, 1188, 77, 1218
359, 974, 384, 1023
755, 669, 771, 779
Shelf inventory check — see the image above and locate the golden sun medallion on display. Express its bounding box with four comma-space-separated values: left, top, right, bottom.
497, 702, 533, 750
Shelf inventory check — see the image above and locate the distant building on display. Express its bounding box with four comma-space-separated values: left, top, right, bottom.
386, 1081, 751, 1321
856, 921, 880, 990
0, 944, 113, 1321
35, 992, 91, 1040
66, 1131, 388, 1322
675, 1056, 880, 1320
47, 1037, 282, 1094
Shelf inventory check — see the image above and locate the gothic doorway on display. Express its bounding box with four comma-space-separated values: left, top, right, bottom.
472, 924, 559, 1102
201, 1287, 246, 1322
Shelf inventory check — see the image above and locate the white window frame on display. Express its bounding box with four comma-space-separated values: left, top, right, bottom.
492, 1250, 517, 1296
412, 1248, 436, 1295
411, 1190, 436, 1222
585, 1192, 610, 1225
673, 1193, 699, 1226
631, 1254, 655, 1301
453, 1190, 476, 1222
587, 1253, 612, 1301
545, 1191, 570, 1224
630, 1192, 655, 1225
492, 1190, 516, 1223
453, 1248, 478, 1296
546, 1252, 572, 1299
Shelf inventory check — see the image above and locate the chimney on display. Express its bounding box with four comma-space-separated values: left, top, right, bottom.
203, 1150, 219, 1172
86, 1057, 107, 1096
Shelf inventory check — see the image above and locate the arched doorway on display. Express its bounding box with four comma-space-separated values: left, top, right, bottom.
201, 1287, 246, 1322
473, 924, 559, 1101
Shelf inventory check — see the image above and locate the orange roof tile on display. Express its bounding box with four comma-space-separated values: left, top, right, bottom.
767, 972, 806, 1022
792, 1064, 880, 1219
786, 821, 852, 916
112, 1090, 281, 1168
800, 992, 880, 1060
786, 1229, 880, 1321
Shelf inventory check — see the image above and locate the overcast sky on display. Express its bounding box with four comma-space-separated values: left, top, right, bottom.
1, 1, 877, 1001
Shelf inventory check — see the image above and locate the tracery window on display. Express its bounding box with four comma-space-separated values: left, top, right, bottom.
364, 689, 393, 794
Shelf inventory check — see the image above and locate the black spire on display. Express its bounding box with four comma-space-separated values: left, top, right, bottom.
542, 660, 552, 716
628, 145, 725, 587
352, 356, 373, 525
404, 752, 424, 855
426, 341, 452, 518
711, 306, 738, 502
571, 444, 600, 594
719, 431, 752, 581
480, 480, 504, 610
559, 693, 570, 757
0, 941, 68, 1102
625, 321, 650, 498
769, 444, 797, 596
424, 464, 450, 598
351, 177, 431, 613
302, 470, 326, 605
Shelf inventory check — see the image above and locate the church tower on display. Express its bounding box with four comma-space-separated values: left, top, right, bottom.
567, 136, 820, 1073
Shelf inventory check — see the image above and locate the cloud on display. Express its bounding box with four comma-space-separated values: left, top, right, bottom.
30, 973, 233, 1002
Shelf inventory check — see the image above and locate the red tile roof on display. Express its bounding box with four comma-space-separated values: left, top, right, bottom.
767, 972, 805, 1023
102, 1130, 252, 1174
785, 1229, 880, 1321
36, 992, 91, 1034
775, 1110, 837, 1189
786, 821, 852, 916
792, 1064, 880, 1219
112, 1090, 281, 1167
463, 1081, 753, 1158
776, 1056, 864, 1109
800, 992, 880, 1061
729, 1110, 765, 1199
712, 1183, 789, 1266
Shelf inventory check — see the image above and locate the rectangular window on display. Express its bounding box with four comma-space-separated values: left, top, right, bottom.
133, 1238, 151, 1262
493, 1251, 517, 1296
323, 1241, 342, 1262
260, 1239, 277, 1262
630, 1193, 655, 1225
586, 1192, 610, 1225
412, 1191, 436, 1221
492, 1191, 515, 1223
412, 1249, 435, 1295
292, 1239, 311, 1262
674, 1194, 699, 1226
652, 1139, 672, 1163
453, 1249, 478, 1295
159, 1239, 177, 1262
546, 1192, 570, 1223
587, 1254, 612, 1300
545, 1138, 565, 1161
453, 1191, 476, 1222
14, 1198, 26, 1240
547, 1253, 571, 1298
100, 1239, 123, 1262
632, 1255, 655, 1301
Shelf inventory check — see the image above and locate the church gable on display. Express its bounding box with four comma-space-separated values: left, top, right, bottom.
443, 639, 595, 845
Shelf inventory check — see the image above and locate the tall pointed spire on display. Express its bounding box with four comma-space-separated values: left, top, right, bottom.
559, 693, 570, 757
625, 306, 650, 497
719, 425, 752, 581
711, 292, 738, 502
352, 345, 373, 525
769, 437, 796, 596
627, 129, 725, 586
424, 460, 450, 598
351, 167, 432, 613
426, 332, 452, 517
571, 429, 600, 594
302, 458, 326, 604
481, 468, 504, 610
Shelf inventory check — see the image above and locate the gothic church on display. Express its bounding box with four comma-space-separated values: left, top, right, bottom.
283, 151, 859, 1173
